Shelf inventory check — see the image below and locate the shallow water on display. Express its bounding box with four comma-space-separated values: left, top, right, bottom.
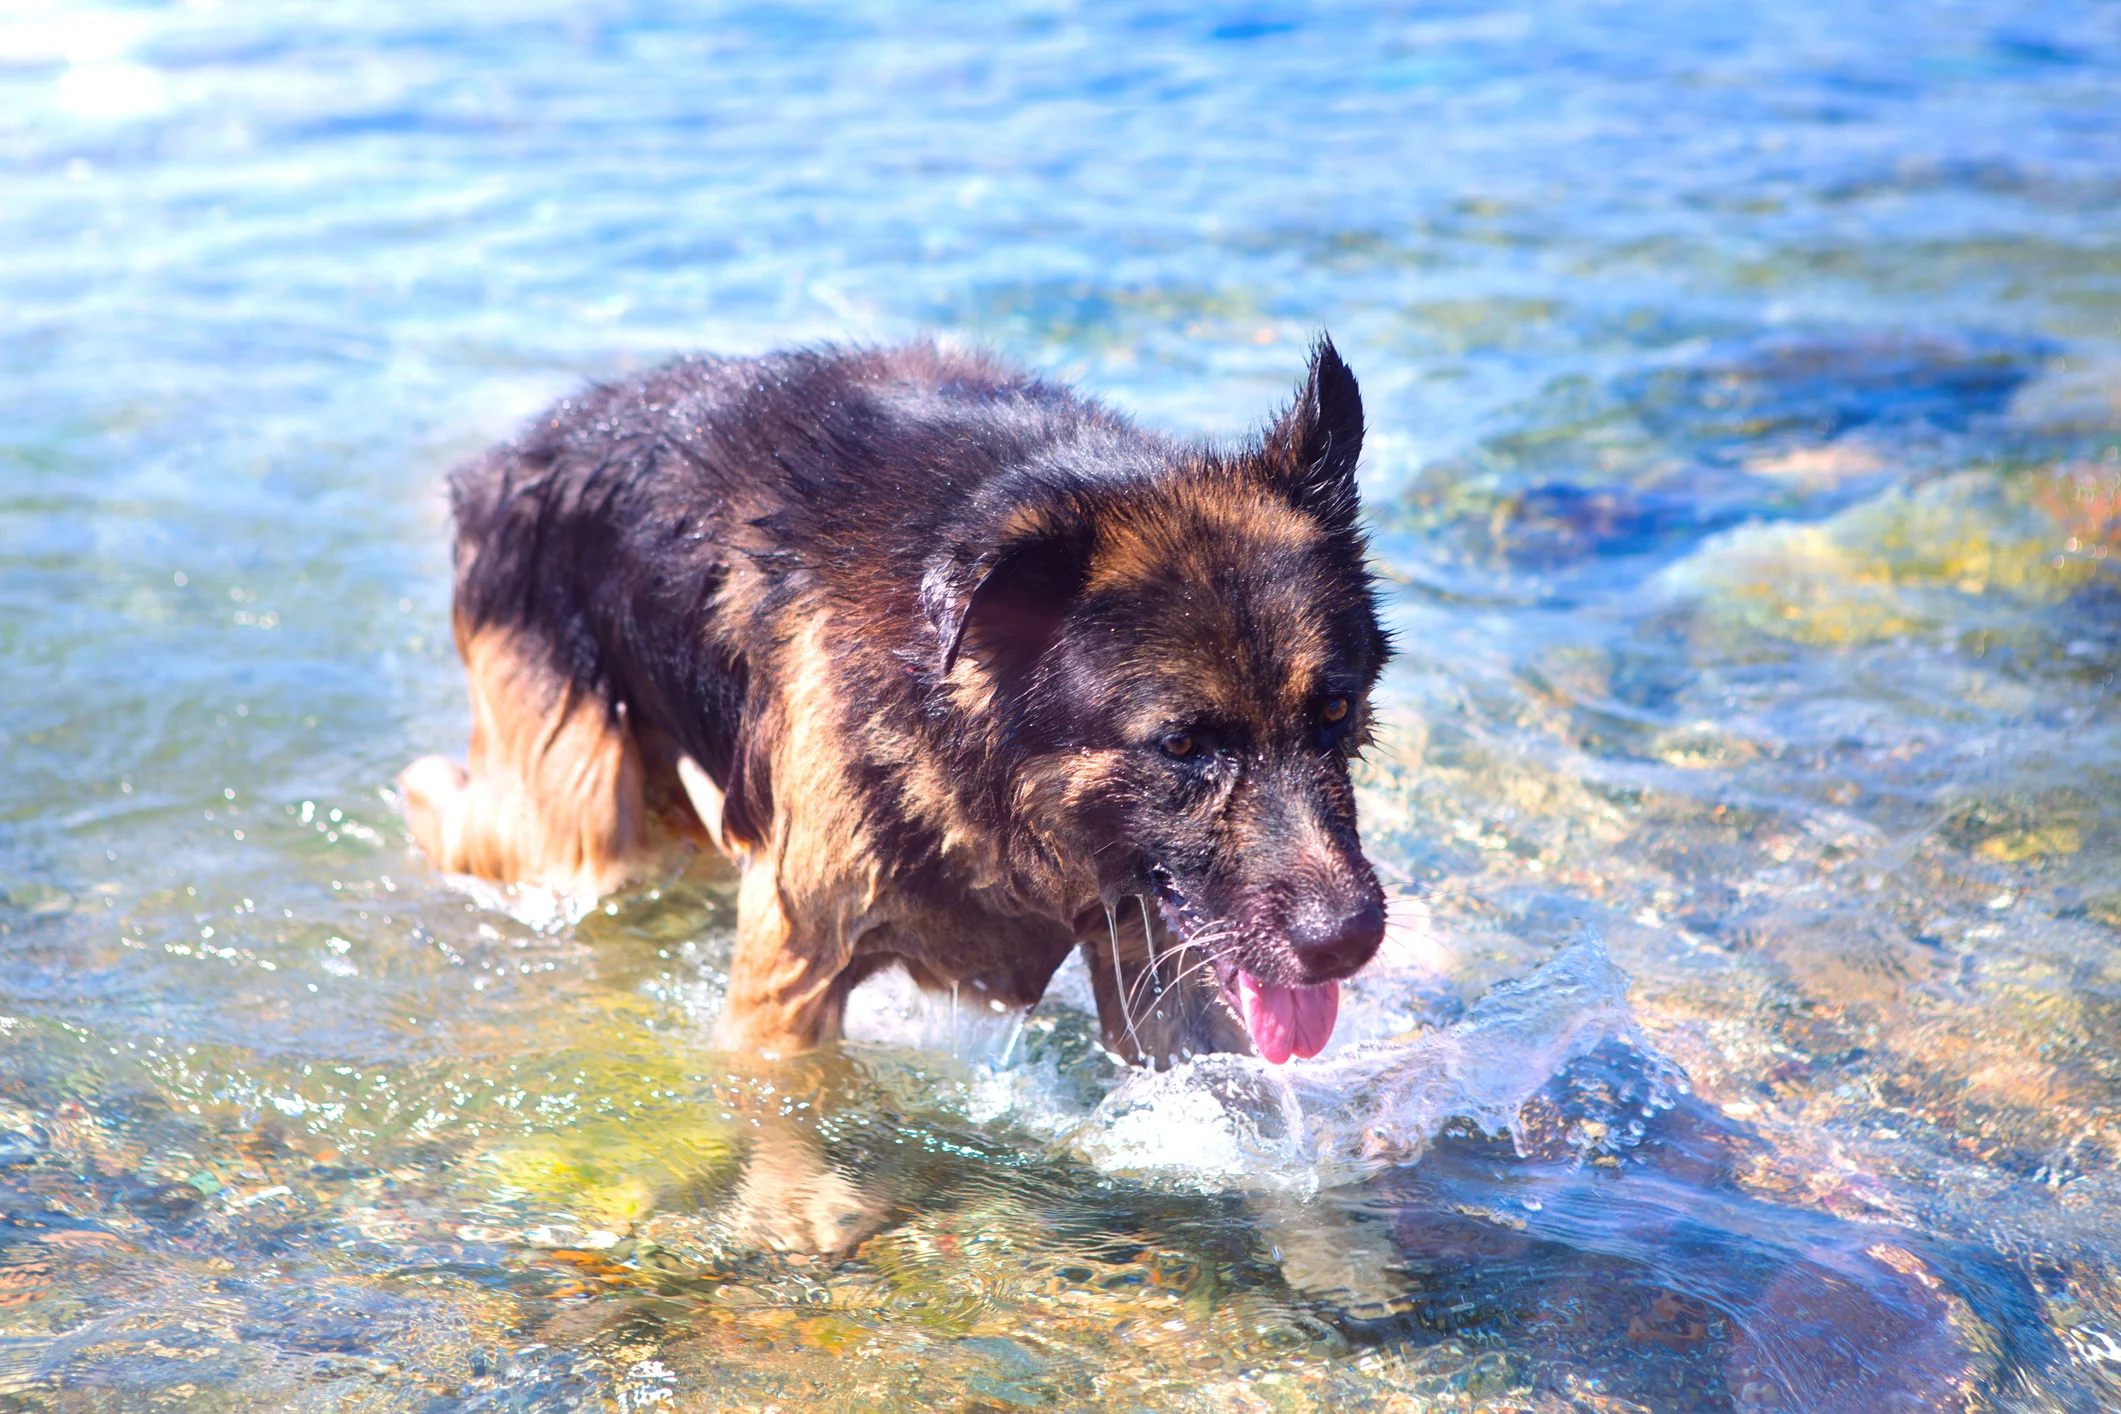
3, 2, 2119, 1409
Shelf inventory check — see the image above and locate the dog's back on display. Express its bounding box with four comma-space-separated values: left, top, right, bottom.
443, 343, 1109, 832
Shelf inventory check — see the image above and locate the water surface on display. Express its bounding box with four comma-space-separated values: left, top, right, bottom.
3, 2, 2119, 1409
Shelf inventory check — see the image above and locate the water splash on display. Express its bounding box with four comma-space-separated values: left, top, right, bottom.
1072, 930, 1668, 1192
445, 872, 595, 932
842, 961, 1028, 1068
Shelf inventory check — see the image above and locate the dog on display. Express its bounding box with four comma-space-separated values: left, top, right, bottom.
400, 337, 1390, 1068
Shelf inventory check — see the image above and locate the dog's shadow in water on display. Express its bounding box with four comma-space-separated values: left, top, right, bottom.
565, 885, 2059, 1409
614, 1040, 2065, 1413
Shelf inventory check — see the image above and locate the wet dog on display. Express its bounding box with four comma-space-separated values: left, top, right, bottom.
400, 338, 1390, 1067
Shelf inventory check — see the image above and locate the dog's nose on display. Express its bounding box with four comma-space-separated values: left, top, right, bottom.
1288, 899, 1385, 980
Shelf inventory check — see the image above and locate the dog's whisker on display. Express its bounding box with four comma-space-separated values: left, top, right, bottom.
1137, 893, 1161, 999
1134, 938, 1220, 1006
1122, 918, 1223, 1021
1141, 945, 1218, 999
1123, 939, 1175, 1019
1410, 882, 1479, 898
1136, 894, 1170, 1004
1114, 895, 1239, 1061
1121, 922, 1232, 1024
1104, 902, 1150, 1063
1139, 950, 1230, 1024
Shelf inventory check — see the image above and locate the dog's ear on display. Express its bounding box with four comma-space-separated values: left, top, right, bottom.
1263, 335, 1364, 529
923, 513, 1093, 680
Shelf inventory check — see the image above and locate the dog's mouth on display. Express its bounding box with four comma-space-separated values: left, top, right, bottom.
1146, 867, 1343, 1065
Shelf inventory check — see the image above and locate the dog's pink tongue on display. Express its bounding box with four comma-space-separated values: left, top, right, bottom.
1235, 972, 1340, 1065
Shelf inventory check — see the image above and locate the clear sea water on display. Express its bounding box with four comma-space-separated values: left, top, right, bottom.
3, 3, 2119, 1410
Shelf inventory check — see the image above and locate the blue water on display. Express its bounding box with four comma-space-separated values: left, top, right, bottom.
3, 3, 2119, 1410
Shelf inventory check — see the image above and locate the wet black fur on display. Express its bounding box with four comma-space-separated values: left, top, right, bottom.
449, 338, 1390, 1019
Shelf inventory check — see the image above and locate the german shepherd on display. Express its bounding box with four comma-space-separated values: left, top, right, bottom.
400, 338, 1389, 1068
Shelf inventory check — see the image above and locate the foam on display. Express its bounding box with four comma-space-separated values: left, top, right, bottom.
1069, 930, 1650, 1193
445, 873, 595, 932
841, 960, 1031, 1068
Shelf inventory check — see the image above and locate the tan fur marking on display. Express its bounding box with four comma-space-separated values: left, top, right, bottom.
398, 624, 650, 902
717, 615, 873, 1054
1081, 486, 1321, 596
714, 862, 849, 1056
1270, 629, 1333, 719
675, 753, 741, 862
1078, 486, 1338, 736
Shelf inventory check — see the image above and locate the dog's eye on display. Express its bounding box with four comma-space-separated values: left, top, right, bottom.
1160, 732, 1195, 759
1321, 697, 1350, 724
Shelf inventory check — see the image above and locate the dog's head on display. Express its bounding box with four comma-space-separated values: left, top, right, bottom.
925, 337, 1390, 1063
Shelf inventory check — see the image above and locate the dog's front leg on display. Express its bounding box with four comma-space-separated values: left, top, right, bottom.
714, 860, 849, 1057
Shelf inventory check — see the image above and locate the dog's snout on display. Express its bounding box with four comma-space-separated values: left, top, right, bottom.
1287, 898, 1385, 980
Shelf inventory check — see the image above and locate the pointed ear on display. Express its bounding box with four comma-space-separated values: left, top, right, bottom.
922, 514, 1093, 681
1263, 335, 1365, 528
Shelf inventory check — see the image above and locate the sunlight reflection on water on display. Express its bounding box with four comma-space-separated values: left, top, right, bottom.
2, 2, 2119, 1410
